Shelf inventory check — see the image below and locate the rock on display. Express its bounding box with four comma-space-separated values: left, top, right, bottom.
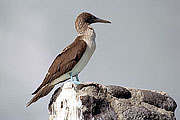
48, 82, 177, 120
142, 90, 176, 112
123, 106, 171, 120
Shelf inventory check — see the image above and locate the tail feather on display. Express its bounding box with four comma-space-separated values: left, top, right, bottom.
26, 84, 55, 107
31, 84, 43, 95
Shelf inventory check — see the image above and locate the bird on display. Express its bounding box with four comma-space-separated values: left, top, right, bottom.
26, 12, 111, 107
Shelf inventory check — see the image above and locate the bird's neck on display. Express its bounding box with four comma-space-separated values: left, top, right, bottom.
79, 26, 96, 44
75, 21, 90, 34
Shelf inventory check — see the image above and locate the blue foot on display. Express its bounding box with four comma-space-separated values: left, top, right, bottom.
72, 80, 82, 84
70, 73, 82, 84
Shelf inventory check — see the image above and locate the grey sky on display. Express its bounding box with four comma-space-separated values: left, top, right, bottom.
0, 0, 179, 120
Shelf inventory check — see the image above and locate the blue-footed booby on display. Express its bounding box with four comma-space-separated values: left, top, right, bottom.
26, 12, 111, 107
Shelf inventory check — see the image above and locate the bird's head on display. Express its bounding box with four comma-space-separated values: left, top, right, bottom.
75, 12, 111, 34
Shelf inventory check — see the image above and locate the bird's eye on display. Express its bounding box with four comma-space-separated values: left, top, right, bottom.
91, 16, 95, 19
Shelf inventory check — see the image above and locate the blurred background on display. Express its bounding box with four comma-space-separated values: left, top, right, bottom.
0, 0, 179, 119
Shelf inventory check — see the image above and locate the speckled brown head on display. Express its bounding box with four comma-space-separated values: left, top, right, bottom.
75, 12, 111, 34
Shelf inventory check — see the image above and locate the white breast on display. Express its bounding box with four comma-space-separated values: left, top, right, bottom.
71, 27, 96, 76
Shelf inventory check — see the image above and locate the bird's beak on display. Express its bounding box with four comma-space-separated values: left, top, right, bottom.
92, 18, 111, 24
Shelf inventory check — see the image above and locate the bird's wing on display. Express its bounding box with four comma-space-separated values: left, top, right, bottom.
32, 37, 87, 95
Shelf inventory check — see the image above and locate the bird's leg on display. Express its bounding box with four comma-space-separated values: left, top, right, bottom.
69, 73, 81, 84
75, 74, 79, 81
69, 72, 74, 82
72, 74, 82, 84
